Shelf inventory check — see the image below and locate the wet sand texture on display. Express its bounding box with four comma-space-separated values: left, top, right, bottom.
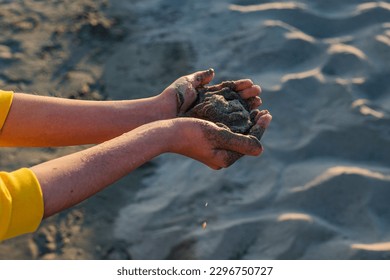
184, 86, 265, 140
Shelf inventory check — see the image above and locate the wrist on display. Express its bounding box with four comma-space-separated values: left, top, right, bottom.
156, 89, 179, 119
161, 118, 198, 155
152, 118, 187, 154
129, 119, 181, 154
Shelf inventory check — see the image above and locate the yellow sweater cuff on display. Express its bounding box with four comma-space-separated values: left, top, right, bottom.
0, 90, 13, 131
0, 168, 44, 241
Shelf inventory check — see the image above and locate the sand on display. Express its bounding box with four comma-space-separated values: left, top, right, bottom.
183, 85, 266, 140
1, 0, 390, 260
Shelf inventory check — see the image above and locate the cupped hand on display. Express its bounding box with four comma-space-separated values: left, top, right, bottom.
169, 114, 271, 170
160, 69, 263, 117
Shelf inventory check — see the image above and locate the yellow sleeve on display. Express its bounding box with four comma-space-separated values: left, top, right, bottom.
0, 90, 13, 131
0, 168, 44, 241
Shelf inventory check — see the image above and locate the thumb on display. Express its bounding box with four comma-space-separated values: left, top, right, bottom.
191, 68, 215, 87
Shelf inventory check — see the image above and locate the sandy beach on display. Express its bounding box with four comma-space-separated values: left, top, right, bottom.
1, 0, 390, 259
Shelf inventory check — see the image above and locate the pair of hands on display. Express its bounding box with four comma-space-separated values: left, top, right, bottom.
26, 70, 271, 219
155, 69, 272, 170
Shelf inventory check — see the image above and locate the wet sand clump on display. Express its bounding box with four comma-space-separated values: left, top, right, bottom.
183, 84, 267, 141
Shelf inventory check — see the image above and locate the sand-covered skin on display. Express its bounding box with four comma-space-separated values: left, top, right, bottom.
186, 88, 253, 134
1, 0, 390, 260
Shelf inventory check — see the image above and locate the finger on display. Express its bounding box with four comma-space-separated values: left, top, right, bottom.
192, 68, 215, 87
249, 112, 272, 141
251, 109, 269, 122
239, 85, 261, 99
203, 79, 253, 92
202, 81, 236, 92
249, 125, 266, 142
257, 110, 270, 121
218, 129, 263, 156
234, 79, 254, 91
256, 112, 272, 128
247, 96, 262, 110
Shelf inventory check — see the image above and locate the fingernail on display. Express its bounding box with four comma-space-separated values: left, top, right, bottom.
207, 68, 215, 75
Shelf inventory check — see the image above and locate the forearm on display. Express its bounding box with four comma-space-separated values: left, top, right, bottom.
0, 92, 176, 147
31, 121, 174, 218
29, 114, 268, 218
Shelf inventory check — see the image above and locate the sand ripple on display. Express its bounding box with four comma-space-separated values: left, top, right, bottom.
113, 0, 390, 259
